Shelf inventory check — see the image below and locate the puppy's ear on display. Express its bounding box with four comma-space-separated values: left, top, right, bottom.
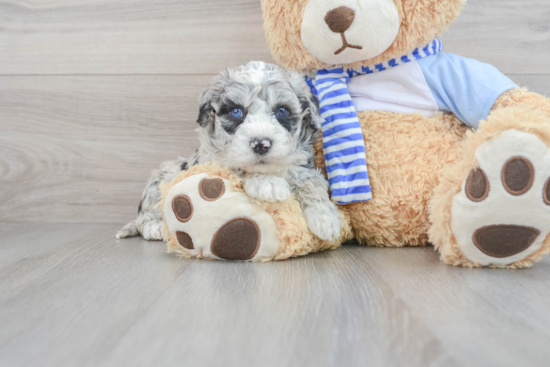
300, 93, 322, 132
196, 68, 233, 128
288, 71, 323, 131
197, 89, 215, 128
197, 102, 214, 128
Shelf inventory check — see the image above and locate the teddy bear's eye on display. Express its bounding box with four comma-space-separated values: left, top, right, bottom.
277, 107, 290, 118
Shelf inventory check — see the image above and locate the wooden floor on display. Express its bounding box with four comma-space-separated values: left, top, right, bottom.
1, 223, 549, 367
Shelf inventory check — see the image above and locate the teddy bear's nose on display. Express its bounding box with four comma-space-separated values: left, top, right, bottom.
324, 6, 356, 34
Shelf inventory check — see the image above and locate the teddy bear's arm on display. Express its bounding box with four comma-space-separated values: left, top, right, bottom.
418, 53, 518, 129
491, 88, 550, 119
420, 52, 550, 126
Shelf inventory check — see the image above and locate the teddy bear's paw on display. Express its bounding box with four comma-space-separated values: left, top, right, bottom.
163, 173, 280, 261
451, 129, 550, 267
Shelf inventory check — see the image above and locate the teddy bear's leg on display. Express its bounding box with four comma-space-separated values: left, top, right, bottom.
429, 92, 550, 268
160, 164, 351, 262
162, 172, 282, 262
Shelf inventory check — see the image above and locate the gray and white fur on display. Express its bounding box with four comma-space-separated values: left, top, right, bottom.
116, 61, 341, 241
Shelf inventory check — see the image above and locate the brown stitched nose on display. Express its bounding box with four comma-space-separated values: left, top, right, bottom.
324, 6, 356, 34
473, 225, 540, 258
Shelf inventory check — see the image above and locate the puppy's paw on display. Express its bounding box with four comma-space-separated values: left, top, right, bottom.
304, 205, 342, 241
142, 220, 164, 241
116, 222, 138, 239
244, 175, 291, 202
268, 183, 292, 202
115, 229, 133, 239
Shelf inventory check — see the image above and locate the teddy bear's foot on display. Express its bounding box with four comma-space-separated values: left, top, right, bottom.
162, 173, 280, 262
452, 129, 550, 266
434, 125, 550, 267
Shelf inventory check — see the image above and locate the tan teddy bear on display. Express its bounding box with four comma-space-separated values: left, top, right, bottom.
161, 0, 550, 268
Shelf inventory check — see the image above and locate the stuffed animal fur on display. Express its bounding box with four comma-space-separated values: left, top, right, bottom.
162, 0, 550, 268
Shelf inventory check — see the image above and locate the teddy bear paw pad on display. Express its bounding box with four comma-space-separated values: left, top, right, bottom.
163, 173, 279, 261
452, 129, 550, 266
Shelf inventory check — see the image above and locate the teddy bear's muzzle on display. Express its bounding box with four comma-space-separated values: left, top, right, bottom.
324, 6, 363, 55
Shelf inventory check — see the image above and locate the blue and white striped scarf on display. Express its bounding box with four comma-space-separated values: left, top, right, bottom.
306, 39, 443, 204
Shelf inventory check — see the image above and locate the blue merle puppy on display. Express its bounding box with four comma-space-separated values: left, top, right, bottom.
117, 61, 341, 241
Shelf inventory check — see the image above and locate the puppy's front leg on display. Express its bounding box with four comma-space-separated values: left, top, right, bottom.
243, 175, 291, 203
290, 168, 342, 241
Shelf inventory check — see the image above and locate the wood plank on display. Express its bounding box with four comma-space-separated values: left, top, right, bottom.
0, 224, 549, 367
511, 74, 550, 94
1, 74, 550, 223
440, 0, 550, 74
0, 0, 548, 75
0, 0, 274, 75
0, 75, 207, 223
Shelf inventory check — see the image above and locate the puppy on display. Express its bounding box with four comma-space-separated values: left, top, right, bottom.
117, 61, 341, 241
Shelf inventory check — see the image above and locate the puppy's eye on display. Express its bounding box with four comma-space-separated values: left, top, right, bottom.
231, 108, 243, 118
277, 107, 290, 118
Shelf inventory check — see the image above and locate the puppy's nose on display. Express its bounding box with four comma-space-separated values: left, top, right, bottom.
324, 6, 356, 33
250, 139, 272, 156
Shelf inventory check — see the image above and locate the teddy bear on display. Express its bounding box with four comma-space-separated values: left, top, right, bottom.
161, 0, 550, 268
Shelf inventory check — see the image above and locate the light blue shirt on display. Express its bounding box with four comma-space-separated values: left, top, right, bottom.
346, 52, 517, 129
418, 53, 517, 128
